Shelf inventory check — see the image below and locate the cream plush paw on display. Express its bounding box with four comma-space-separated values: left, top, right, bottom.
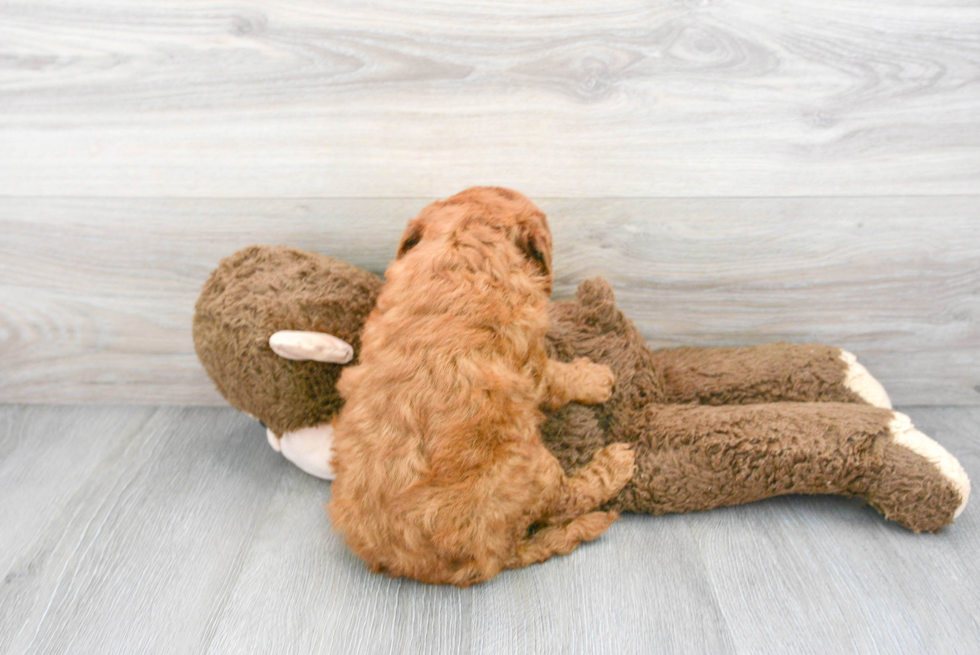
839, 350, 892, 409
889, 412, 970, 519
864, 411, 970, 532
266, 423, 337, 480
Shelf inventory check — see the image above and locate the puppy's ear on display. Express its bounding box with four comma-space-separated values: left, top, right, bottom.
518, 220, 552, 278
397, 219, 424, 259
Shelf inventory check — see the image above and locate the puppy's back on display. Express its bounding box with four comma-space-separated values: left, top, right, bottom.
336, 293, 547, 569
330, 188, 555, 583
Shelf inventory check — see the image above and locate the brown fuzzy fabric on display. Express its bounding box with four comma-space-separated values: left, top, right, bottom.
540, 278, 964, 532
193, 248, 967, 533
869, 440, 964, 533
193, 246, 381, 436
651, 343, 864, 405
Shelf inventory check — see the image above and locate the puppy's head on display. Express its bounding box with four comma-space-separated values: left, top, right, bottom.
397, 187, 553, 292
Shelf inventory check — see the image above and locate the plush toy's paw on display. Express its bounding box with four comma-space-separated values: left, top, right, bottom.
839, 350, 892, 409
589, 442, 636, 498
266, 423, 337, 480
570, 358, 616, 404
866, 412, 970, 532
269, 330, 354, 364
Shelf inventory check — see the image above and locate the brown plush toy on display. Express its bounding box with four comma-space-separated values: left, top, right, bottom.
194, 238, 970, 534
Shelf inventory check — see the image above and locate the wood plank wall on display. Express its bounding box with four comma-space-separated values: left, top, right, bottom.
1, 1, 978, 406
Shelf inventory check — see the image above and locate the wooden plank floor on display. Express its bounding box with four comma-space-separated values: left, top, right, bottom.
1, 404, 977, 654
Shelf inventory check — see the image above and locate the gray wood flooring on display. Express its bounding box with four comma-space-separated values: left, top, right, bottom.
1, 404, 977, 655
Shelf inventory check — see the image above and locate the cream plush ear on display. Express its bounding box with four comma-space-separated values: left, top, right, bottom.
269, 330, 354, 363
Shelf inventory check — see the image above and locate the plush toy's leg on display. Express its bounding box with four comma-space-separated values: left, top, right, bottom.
265, 423, 337, 480
649, 343, 891, 408
616, 402, 968, 532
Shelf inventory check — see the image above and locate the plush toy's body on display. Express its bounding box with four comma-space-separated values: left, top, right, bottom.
194, 245, 970, 533
542, 280, 968, 532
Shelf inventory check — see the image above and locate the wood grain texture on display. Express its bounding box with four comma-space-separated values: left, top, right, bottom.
0, 405, 158, 651
0, 0, 978, 197
0, 406, 285, 655
1, 196, 977, 405
0, 404, 977, 654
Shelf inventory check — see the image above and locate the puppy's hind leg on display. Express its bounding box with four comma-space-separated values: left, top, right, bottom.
506, 511, 619, 570
549, 443, 635, 524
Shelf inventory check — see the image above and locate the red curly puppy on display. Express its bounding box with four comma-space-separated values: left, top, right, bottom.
328, 187, 635, 586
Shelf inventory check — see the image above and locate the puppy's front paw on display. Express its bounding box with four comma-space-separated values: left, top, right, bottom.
590, 442, 636, 497
571, 358, 616, 404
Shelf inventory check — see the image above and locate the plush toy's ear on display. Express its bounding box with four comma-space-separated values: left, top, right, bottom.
517, 217, 553, 279
269, 331, 354, 363
397, 218, 424, 259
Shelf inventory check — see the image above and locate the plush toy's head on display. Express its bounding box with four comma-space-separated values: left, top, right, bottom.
193, 245, 382, 436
